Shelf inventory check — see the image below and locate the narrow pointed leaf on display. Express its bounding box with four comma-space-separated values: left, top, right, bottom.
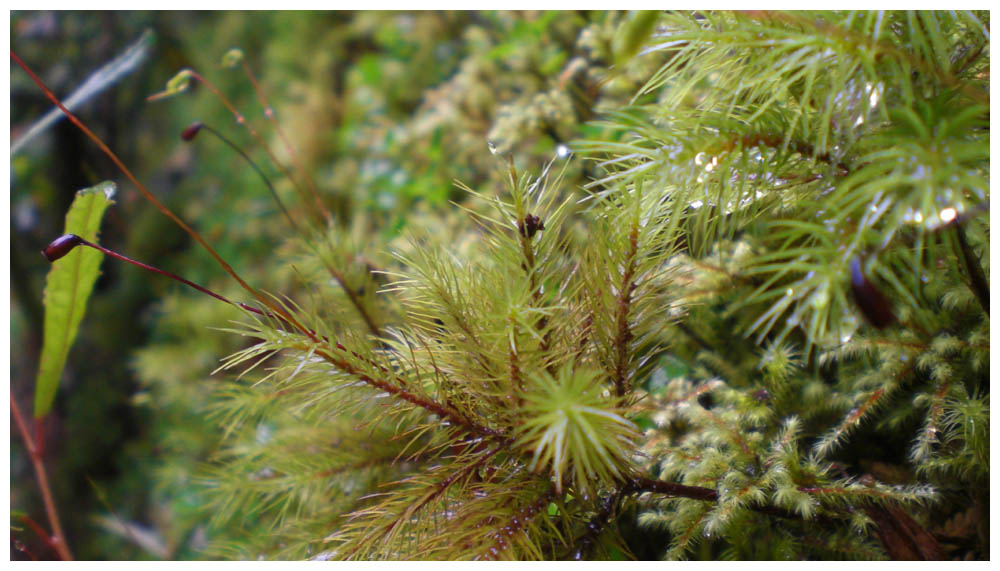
34, 181, 116, 418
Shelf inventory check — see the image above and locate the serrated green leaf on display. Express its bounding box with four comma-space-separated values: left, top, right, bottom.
34, 181, 116, 418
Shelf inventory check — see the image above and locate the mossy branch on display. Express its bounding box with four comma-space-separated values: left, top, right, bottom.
612, 222, 639, 398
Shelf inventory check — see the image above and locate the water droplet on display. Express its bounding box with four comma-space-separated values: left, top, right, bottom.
555, 143, 570, 158
867, 84, 880, 108
255, 423, 273, 444
487, 140, 498, 155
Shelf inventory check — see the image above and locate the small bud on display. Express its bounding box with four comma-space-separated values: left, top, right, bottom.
41, 234, 84, 262
166, 69, 193, 93
518, 214, 545, 239
147, 69, 193, 101
850, 258, 895, 329
181, 121, 204, 141
221, 48, 245, 68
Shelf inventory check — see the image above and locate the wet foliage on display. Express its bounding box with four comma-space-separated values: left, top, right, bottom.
10, 11, 989, 560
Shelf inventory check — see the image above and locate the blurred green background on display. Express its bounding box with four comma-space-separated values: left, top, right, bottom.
11, 11, 644, 559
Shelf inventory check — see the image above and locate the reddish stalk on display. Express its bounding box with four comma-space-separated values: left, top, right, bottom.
42, 234, 268, 318
42, 235, 492, 439
182, 121, 302, 235
182, 119, 381, 338
153, 68, 331, 226
11, 51, 312, 340
10, 390, 73, 561
315, 253, 384, 339
612, 224, 639, 398
45, 233, 393, 377
167, 67, 382, 337
309, 341, 505, 440
16, 513, 61, 559
237, 58, 331, 224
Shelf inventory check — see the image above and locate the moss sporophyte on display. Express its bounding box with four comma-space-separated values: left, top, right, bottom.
12, 11, 989, 560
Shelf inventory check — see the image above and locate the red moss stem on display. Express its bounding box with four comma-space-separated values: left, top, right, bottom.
10, 51, 309, 335
10, 391, 73, 561
169, 69, 331, 226
238, 58, 331, 224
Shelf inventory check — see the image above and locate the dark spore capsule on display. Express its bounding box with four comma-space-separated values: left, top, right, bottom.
180, 121, 204, 141
41, 234, 84, 262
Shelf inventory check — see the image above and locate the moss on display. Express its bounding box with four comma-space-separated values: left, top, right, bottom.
13, 10, 989, 560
